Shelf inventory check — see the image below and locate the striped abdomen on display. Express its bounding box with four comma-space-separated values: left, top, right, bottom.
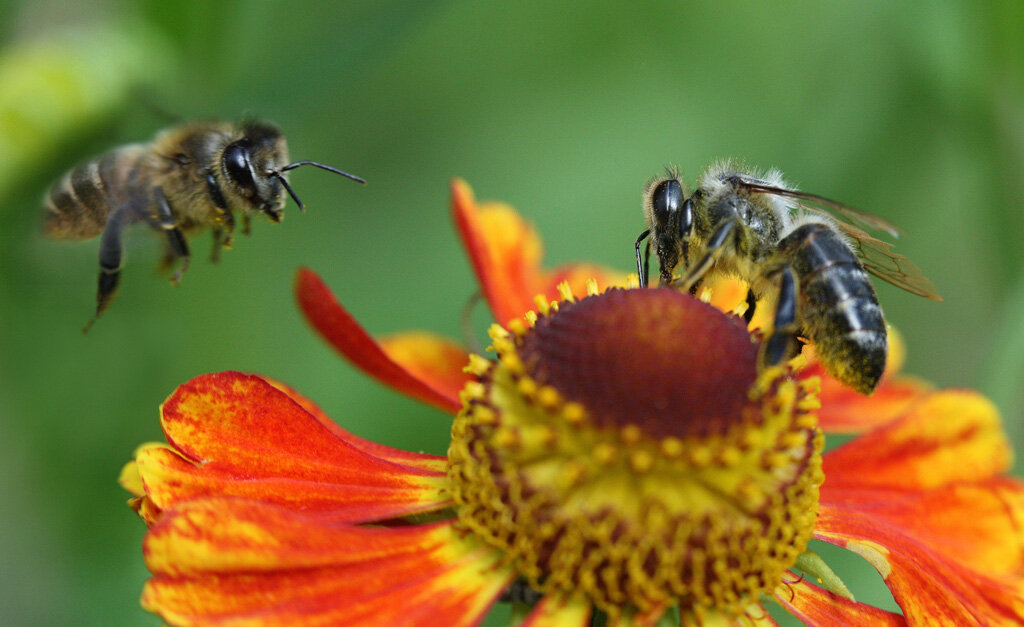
783, 222, 887, 394
43, 145, 146, 240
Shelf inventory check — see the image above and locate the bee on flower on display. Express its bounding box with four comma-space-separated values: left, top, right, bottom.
121, 180, 1024, 626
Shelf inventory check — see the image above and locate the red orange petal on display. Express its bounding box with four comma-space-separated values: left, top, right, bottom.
451, 178, 544, 325
295, 268, 463, 414
822, 390, 1012, 491
143, 372, 449, 522
143, 498, 513, 626
379, 331, 473, 408
543, 264, 629, 302
815, 374, 932, 433
266, 377, 446, 473
776, 578, 905, 626
802, 326, 930, 432
816, 478, 1024, 625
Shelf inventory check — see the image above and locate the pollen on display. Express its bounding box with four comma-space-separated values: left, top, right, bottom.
447, 287, 823, 620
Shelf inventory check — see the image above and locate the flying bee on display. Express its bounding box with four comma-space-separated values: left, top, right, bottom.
43, 119, 365, 332
635, 162, 941, 394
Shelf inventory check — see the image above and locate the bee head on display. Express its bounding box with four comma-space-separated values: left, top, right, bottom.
650, 178, 685, 229
221, 122, 290, 221
642, 169, 693, 284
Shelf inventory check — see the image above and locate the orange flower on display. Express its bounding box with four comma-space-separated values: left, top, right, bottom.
122, 180, 1024, 625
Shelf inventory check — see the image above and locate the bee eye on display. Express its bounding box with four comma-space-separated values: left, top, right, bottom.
223, 142, 256, 194
652, 179, 683, 223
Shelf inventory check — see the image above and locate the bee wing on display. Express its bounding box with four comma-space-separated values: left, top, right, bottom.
833, 222, 942, 300
739, 181, 942, 301
740, 181, 902, 237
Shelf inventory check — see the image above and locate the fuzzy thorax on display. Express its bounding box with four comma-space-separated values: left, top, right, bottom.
447, 286, 823, 619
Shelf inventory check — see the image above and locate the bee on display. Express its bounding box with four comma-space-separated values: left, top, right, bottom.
43, 119, 365, 332
634, 163, 941, 394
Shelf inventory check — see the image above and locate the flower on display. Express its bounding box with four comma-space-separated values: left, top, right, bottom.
122, 180, 1024, 625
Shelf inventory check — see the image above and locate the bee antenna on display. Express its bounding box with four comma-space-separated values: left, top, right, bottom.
280, 160, 366, 185
269, 171, 306, 212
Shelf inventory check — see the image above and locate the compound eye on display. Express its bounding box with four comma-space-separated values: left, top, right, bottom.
223, 141, 256, 195
652, 178, 684, 224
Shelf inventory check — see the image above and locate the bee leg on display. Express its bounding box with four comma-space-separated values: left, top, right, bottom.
673, 218, 738, 292
644, 239, 652, 288
634, 229, 651, 288
242, 213, 252, 236
760, 265, 802, 368
220, 206, 235, 248
153, 187, 191, 285
83, 210, 131, 333
211, 228, 224, 264
743, 289, 757, 324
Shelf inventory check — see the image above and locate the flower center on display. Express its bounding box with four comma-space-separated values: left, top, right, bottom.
448, 286, 823, 618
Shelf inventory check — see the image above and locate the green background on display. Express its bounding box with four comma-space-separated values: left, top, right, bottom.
1, 2, 1021, 625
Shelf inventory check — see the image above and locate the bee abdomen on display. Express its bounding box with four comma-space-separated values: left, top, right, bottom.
44, 153, 120, 240
784, 222, 887, 393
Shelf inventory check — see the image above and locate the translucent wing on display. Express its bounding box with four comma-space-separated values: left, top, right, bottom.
740, 181, 902, 237
738, 180, 942, 301
834, 222, 942, 300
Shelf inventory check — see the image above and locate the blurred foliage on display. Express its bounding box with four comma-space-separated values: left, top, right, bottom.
0, 20, 173, 200
0, 2, 1021, 625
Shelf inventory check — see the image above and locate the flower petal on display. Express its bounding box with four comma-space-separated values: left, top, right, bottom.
138, 372, 450, 523
295, 268, 464, 414
542, 264, 629, 306
776, 578, 905, 626
119, 461, 145, 497
520, 595, 591, 627
815, 374, 932, 434
451, 178, 545, 325
266, 377, 447, 473
379, 331, 474, 409
816, 478, 1024, 625
804, 327, 929, 433
822, 390, 1012, 491
142, 498, 513, 626
451, 179, 629, 327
